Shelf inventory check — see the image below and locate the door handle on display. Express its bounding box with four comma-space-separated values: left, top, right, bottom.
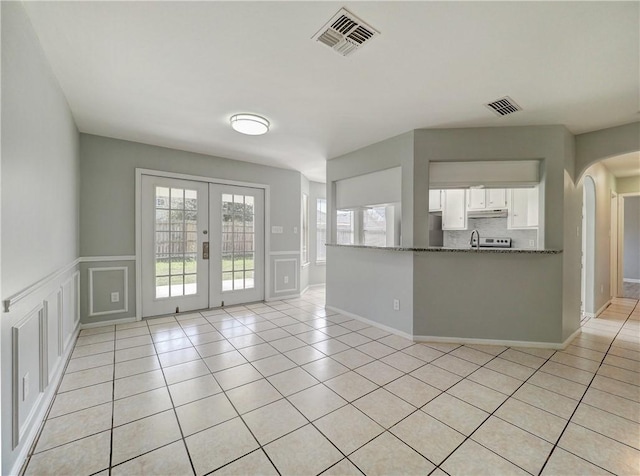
203, 242, 209, 260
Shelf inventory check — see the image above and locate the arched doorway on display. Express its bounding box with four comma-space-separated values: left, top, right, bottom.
581, 175, 596, 317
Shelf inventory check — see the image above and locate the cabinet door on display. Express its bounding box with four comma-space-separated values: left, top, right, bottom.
429, 189, 442, 211
443, 190, 467, 230
487, 189, 506, 208
467, 189, 486, 210
509, 188, 538, 229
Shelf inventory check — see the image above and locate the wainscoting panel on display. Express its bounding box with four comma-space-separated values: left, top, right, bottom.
274, 258, 299, 294
3, 261, 81, 474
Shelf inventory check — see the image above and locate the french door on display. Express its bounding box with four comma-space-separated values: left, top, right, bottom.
141, 175, 264, 317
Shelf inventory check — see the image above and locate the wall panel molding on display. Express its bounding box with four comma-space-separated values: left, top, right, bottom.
88, 266, 128, 317
274, 258, 298, 293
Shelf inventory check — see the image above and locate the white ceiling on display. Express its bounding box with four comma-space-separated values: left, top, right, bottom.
601, 152, 640, 178
23, 1, 639, 182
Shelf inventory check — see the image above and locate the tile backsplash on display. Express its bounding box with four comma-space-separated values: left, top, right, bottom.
443, 217, 538, 249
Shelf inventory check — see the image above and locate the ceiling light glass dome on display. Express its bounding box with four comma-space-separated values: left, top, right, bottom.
230, 113, 270, 135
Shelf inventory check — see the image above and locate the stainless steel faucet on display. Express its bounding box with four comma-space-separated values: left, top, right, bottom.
470, 229, 480, 250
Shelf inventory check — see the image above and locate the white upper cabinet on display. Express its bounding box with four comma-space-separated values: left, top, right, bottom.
442, 189, 467, 230
508, 187, 539, 229
467, 189, 486, 210
429, 189, 442, 211
487, 189, 507, 208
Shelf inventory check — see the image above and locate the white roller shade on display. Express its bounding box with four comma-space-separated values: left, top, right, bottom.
335, 167, 401, 209
429, 160, 540, 188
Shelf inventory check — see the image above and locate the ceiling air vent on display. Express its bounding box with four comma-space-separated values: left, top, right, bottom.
485, 96, 522, 116
312, 8, 380, 57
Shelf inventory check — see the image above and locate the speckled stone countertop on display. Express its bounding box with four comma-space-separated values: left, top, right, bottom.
326, 244, 562, 254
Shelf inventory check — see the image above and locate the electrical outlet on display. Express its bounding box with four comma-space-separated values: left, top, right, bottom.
529, 240, 535, 247
271, 226, 283, 234
294, 227, 298, 234
23, 373, 29, 401
111, 292, 120, 303
600, 285, 604, 293
393, 299, 400, 311
284, 276, 289, 284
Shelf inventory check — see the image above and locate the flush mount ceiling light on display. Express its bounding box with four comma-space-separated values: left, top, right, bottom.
230, 113, 270, 135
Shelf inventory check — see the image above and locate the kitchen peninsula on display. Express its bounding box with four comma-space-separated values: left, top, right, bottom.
326, 126, 581, 348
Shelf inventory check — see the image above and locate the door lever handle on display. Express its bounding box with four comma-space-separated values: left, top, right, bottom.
203, 241, 209, 260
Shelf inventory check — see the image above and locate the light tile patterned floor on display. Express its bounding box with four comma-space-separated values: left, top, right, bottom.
22, 289, 640, 475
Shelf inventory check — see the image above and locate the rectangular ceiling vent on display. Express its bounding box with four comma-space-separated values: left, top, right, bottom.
485, 96, 522, 116
312, 8, 380, 57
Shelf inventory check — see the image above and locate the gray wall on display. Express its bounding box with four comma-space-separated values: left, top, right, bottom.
79, 134, 304, 322
575, 122, 640, 180
1, 2, 79, 297
327, 246, 413, 335
413, 253, 563, 343
624, 196, 640, 280
2, 2, 81, 473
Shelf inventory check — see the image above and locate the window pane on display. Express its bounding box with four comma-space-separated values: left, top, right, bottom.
244, 253, 254, 271
234, 271, 244, 290
244, 233, 254, 252
156, 276, 169, 298
156, 255, 170, 277
363, 207, 387, 247
184, 189, 197, 211
337, 210, 354, 245
245, 271, 255, 289
222, 272, 233, 291
184, 274, 197, 295
184, 255, 197, 273
170, 188, 184, 209
156, 210, 170, 231
170, 275, 184, 297
156, 187, 170, 209
302, 194, 309, 264
234, 233, 245, 253
222, 253, 234, 271
222, 232, 233, 253
170, 257, 184, 274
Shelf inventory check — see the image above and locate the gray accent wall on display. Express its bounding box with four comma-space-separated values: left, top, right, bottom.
79, 134, 304, 318
2, 2, 81, 473
624, 196, 640, 280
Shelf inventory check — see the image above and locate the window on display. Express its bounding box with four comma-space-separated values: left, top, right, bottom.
316, 198, 327, 262
336, 209, 354, 245
363, 206, 387, 246
302, 193, 309, 264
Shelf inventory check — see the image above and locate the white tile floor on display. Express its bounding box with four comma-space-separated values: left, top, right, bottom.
22, 288, 640, 475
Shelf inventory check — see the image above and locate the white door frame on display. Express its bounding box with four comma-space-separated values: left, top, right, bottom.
610, 191, 619, 298
618, 192, 640, 297
135, 168, 271, 321
581, 175, 596, 317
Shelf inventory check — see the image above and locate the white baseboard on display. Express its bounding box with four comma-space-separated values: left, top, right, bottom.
413, 331, 578, 350
307, 283, 326, 289
11, 323, 81, 476
586, 300, 611, 318
623, 278, 640, 283
325, 306, 414, 341
266, 293, 300, 302
80, 317, 137, 329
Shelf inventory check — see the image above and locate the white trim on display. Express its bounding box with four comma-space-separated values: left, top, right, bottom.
315, 260, 327, 266
587, 299, 611, 318
265, 293, 301, 302
3, 258, 80, 313
9, 324, 80, 476
274, 258, 298, 293
88, 267, 129, 317
80, 255, 136, 262
327, 306, 582, 350
325, 305, 414, 341
414, 329, 581, 350
301, 262, 310, 269
307, 283, 326, 289
623, 278, 640, 283
81, 317, 137, 329
300, 285, 309, 296
269, 250, 301, 256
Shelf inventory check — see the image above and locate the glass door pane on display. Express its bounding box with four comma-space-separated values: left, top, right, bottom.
221, 193, 255, 291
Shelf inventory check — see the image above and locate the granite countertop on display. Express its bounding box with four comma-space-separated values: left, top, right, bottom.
326, 244, 562, 254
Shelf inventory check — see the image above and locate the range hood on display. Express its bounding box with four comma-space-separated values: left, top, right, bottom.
467, 208, 508, 218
